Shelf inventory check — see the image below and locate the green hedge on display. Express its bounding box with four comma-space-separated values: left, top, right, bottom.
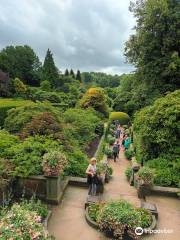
109, 112, 130, 125
0, 98, 32, 126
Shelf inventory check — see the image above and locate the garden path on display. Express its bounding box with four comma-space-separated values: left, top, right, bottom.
48, 150, 180, 240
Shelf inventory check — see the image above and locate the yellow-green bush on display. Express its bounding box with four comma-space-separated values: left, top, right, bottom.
0, 98, 32, 126
109, 112, 130, 125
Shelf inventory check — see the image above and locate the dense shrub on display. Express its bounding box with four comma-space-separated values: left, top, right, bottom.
109, 112, 130, 125
21, 112, 62, 139
133, 90, 180, 161
80, 87, 109, 116
0, 98, 32, 126
146, 157, 180, 187
4, 102, 61, 133
3, 135, 61, 177
0, 130, 19, 157
64, 149, 88, 177
64, 108, 101, 147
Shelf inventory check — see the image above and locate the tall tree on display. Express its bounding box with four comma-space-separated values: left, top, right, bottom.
70, 69, 75, 78
125, 0, 180, 93
64, 69, 69, 76
43, 49, 59, 87
0, 45, 41, 86
76, 70, 81, 81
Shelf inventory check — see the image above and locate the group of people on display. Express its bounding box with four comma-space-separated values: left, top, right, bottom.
112, 121, 131, 162
85, 120, 131, 196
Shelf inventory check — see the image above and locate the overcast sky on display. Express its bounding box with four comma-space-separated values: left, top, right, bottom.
0, 0, 135, 75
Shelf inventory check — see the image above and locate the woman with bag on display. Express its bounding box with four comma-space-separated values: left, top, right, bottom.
86, 158, 97, 196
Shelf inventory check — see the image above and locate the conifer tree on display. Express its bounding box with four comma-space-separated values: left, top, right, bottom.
76, 70, 81, 81
65, 69, 69, 76
43, 49, 59, 87
70, 69, 75, 78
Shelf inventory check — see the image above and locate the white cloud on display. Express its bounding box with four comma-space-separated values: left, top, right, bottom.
0, 0, 136, 74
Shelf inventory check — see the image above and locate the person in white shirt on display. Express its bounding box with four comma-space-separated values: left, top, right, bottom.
86, 157, 97, 196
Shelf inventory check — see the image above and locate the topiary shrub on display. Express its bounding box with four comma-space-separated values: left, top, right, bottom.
109, 112, 130, 125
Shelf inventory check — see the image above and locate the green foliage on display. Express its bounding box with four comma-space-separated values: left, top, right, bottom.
146, 157, 180, 187
0, 130, 19, 157
109, 112, 130, 125
80, 87, 109, 116
64, 108, 101, 147
64, 149, 88, 177
0, 98, 32, 126
136, 208, 152, 228
125, 149, 134, 160
137, 167, 154, 185
0, 45, 41, 86
107, 135, 116, 145
125, 0, 179, 97
88, 203, 105, 222
134, 90, 180, 161
125, 167, 132, 180
13, 78, 27, 96
104, 146, 113, 158
3, 135, 61, 177
40, 80, 51, 91
4, 102, 61, 133
82, 72, 121, 88
21, 112, 61, 139
20, 197, 48, 219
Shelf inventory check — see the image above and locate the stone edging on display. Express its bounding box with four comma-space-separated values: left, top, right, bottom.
85, 206, 99, 230
143, 215, 157, 234
43, 210, 52, 230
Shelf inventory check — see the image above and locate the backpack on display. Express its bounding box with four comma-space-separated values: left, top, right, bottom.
113, 144, 119, 153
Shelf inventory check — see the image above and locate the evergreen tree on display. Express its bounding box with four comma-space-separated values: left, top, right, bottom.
65, 69, 69, 76
76, 70, 81, 81
70, 69, 75, 78
43, 49, 59, 87
0, 45, 41, 86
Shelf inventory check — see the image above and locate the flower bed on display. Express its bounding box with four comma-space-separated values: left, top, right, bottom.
86, 200, 155, 240
0, 202, 53, 239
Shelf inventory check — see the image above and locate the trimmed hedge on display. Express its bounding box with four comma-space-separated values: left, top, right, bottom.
0, 98, 32, 126
109, 112, 130, 125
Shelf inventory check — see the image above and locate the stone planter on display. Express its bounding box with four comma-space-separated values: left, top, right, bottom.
46, 175, 62, 204
143, 215, 157, 234
85, 207, 99, 229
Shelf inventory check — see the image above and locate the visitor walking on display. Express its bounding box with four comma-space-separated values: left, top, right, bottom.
86, 158, 98, 196
112, 141, 119, 162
